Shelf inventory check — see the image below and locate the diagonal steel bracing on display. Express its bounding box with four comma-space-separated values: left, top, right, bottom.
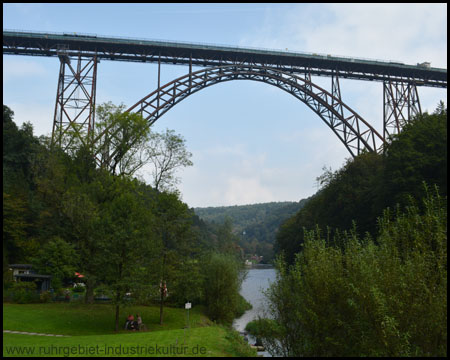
48, 56, 433, 165
94, 65, 385, 169
4, 30, 445, 167
383, 80, 422, 141
51, 52, 98, 154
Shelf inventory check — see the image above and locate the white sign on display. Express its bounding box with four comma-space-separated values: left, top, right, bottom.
185, 302, 191, 309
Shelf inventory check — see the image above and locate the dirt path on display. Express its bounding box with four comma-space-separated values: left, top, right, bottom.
3, 330, 69, 337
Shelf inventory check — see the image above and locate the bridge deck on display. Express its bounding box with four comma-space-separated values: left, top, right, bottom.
3, 30, 447, 88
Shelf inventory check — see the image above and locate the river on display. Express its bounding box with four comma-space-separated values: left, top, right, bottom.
233, 267, 276, 357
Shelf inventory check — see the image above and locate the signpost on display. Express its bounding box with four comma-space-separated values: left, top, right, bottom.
185, 302, 191, 328
183, 302, 192, 344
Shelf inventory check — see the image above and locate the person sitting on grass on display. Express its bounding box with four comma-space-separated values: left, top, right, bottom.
136, 314, 144, 330
125, 314, 136, 330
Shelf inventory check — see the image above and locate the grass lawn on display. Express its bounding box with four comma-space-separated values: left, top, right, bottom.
3, 303, 211, 336
3, 303, 256, 357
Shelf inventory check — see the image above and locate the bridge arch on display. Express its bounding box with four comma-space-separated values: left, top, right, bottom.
126, 65, 385, 157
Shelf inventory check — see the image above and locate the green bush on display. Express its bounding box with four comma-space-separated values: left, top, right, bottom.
264, 189, 447, 357
224, 327, 257, 357
39, 290, 52, 303
203, 253, 244, 325
9, 281, 40, 304
244, 318, 271, 336
235, 294, 252, 318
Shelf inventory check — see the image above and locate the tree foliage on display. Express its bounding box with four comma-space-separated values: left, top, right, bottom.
276, 151, 384, 264
95, 176, 156, 331
263, 188, 447, 356
195, 201, 307, 262
203, 252, 246, 325
32, 236, 79, 291
382, 104, 447, 206
2, 103, 211, 331
94, 102, 152, 176
145, 129, 193, 192
275, 103, 447, 265
264, 102, 447, 356
3, 106, 44, 275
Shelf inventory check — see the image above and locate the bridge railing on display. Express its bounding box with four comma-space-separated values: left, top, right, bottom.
4, 28, 434, 70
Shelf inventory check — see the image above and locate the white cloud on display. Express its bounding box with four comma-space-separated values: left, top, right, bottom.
176, 125, 351, 207
223, 176, 275, 206
240, 3, 447, 67
174, 144, 289, 207
299, 3, 447, 67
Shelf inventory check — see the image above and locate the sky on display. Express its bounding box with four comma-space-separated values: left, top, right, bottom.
3, 3, 447, 208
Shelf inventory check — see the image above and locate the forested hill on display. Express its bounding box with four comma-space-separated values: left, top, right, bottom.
194, 200, 309, 262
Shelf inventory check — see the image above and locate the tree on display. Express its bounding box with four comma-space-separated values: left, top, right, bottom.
61, 178, 104, 303
275, 102, 447, 264
145, 129, 193, 192
275, 152, 384, 264
3, 105, 43, 267
3, 192, 28, 265
32, 142, 109, 303
263, 189, 447, 356
93, 102, 153, 176
92, 103, 193, 191
215, 217, 240, 255
169, 257, 204, 307
96, 176, 156, 331
203, 253, 244, 325
3, 105, 40, 191
151, 191, 193, 325
32, 236, 79, 290
382, 104, 447, 207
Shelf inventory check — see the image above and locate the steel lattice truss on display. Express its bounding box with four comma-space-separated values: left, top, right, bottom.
52, 53, 97, 154
104, 65, 384, 158
383, 81, 422, 141
4, 31, 446, 161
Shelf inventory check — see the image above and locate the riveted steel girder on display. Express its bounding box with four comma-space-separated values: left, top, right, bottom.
94, 65, 385, 165
3, 30, 447, 88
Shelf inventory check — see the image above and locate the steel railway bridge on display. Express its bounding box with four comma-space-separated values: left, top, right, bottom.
3, 30, 447, 161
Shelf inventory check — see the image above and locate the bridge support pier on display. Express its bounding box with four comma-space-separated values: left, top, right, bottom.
383, 81, 421, 142
51, 51, 98, 153
331, 71, 346, 136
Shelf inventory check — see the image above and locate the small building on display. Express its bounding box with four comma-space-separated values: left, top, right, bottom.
9, 264, 52, 292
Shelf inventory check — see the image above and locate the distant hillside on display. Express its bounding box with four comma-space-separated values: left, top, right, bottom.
194, 199, 310, 262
